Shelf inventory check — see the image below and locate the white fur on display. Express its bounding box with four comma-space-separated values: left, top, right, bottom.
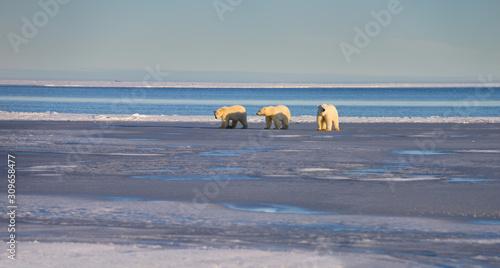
317, 104, 339, 131
214, 105, 248, 129
256, 105, 291, 130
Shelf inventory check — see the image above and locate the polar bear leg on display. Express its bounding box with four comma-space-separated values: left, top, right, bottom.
281, 117, 289, 130
332, 109, 340, 131
229, 119, 238, 129
265, 116, 272, 129
333, 119, 340, 131
317, 116, 324, 131
241, 115, 248, 129
272, 116, 280, 130
326, 117, 333, 131
220, 118, 228, 129
241, 120, 248, 129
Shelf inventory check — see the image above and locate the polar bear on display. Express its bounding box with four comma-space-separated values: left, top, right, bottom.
256, 105, 291, 130
214, 105, 248, 129
317, 104, 339, 131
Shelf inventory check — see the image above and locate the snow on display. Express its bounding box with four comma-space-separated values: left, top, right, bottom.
9, 241, 419, 268
7, 194, 500, 267
1, 110, 500, 123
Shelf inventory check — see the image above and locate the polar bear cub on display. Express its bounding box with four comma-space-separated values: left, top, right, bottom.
214, 105, 248, 129
256, 105, 291, 130
317, 104, 339, 131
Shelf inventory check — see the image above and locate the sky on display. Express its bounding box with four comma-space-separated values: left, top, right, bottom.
1, 0, 499, 83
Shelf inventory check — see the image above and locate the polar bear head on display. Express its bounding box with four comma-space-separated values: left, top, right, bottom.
317, 104, 329, 115
256, 107, 269, 116
214, 108, 224, 119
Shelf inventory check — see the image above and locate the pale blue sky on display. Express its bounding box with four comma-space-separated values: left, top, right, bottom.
1, 0, 499, 83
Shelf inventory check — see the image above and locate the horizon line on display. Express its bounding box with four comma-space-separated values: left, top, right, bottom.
1, 79, 499, 89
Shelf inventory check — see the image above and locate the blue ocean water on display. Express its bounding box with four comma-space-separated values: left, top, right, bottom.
1, 85, 499, 117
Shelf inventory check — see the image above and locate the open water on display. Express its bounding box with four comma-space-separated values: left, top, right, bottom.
1, 85, 499, 117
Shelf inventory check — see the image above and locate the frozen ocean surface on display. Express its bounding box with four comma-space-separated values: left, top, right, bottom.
1, 117, 500, 267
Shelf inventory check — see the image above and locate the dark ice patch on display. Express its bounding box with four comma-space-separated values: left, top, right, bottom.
125, 168, 174, 173
123, 138, 161, 141
472, 220, 500, 225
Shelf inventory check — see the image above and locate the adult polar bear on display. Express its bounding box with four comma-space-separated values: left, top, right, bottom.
317, 104, 339, 131
214, 105, 248, 129
256, 105, 291, 130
